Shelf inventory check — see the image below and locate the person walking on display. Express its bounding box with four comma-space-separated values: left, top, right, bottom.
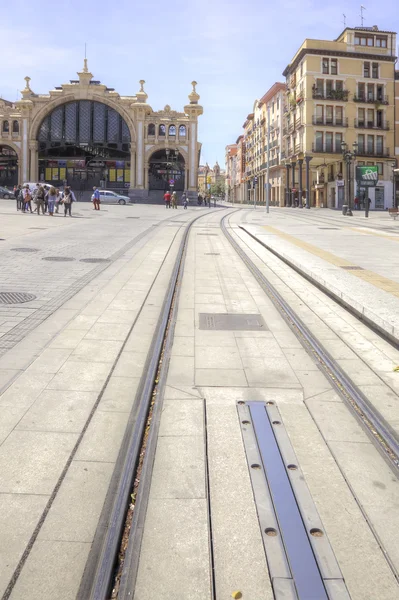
164, 190, 171, 209
182, 192, 188, 210
22, 185, 32, 213
47, 186, 57, 216
171, 191, 178, 209
55, 188, 62, 213
35, 185, 46, 215
15, 184, 22, 211
63, 187, 73, 217
92, 187, 100, 211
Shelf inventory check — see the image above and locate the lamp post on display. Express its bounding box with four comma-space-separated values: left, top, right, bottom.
304, 154, 312, 209
298, 154, 303, 208
392, 161, 397, 208
341, 141, 358, 216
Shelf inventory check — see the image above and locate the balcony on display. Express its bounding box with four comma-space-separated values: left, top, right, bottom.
283, 127, 288, 136
295, 118, 302, 128
312, 143, 343, 154
295, 144, 303, 154
356, 147, 390, 157
312, 116, 348, 127
312, 89, 349, 101
354, 119, 390, 130
353, 94, 389, 104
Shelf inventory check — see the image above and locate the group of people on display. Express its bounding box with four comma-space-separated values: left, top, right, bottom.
13, 184, 76, 217
164, 191, 189, 209
197, 194, 213, 207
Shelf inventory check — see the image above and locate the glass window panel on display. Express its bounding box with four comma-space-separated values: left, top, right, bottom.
169, 125, 176, 136
159, 124, 166, 136
148, 124, 155, 136
315, 131, 323, 151
50, 107, 63, 141
335, 133, 342, 152
38, 117, 49, 141
335, 106, 343, 123
326, 106, 333, 123
325, 132, 333, 151
122, 120, 130, 142
367, 135, 374, 153
107, 108, 119, 143
79, 100, 91, 143
93, 102, 106, 143
12, 120, 19, 133
179, 125, 186, 136
376, 136, 383, 153
65, 102, 77, 143
358, 135, 365, 152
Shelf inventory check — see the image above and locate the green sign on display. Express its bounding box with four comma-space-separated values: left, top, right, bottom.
356, 166, 378, 187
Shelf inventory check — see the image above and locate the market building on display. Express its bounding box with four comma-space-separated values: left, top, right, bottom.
0, 61, 203, 200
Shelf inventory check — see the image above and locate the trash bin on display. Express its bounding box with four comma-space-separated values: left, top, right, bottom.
342, 204, 348, 215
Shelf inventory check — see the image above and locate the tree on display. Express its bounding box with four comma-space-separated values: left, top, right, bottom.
210, 180, 225, 196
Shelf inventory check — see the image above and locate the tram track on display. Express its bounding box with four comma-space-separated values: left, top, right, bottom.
77, 208, 230, 600
221, 213, 399, 472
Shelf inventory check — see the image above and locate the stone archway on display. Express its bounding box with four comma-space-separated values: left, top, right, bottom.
0, 145, 19, 187
148, 149, 186, 192
35, 100, 133, 193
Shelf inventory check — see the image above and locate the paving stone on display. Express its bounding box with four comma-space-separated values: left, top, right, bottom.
74, 410, 129, 462
195, 346, 243, 369
38, 460, 114, 543
84, 322, 132, 341
46, 360, 111, 392
133, 499, 211, 600
0, 494, 48, 598
195, 368, 247, 387
99, 376, 140, 412
16, 389, 98, 433
0, 430, 78, 494
112, 351, 148, 377
9, 540, 91, 600
72, 339, 123, 363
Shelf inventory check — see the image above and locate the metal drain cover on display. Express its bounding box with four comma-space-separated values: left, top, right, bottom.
12, 248, 39, 253
126, 217, 140, 219
205, 253, 220, 255
199, 313, 267, 331
0, 292, 37, 304
197, 233, 218, 236
29, 227, 46, 230
80, 258, 111, 263
319, 227, 339, 230
341, 266, 364, 271
42, 257, 75, 262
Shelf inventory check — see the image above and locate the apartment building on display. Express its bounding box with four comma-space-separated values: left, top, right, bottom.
395, 70, 399, 205
283, 25, 397, 209
225, 144, 237, 202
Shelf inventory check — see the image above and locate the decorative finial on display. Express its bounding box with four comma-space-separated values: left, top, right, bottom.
139, 80, 145, 92
24, 76, 31, 91
83, 58, 88, 73
188, 81, 200, 105
191, 81, 197, 93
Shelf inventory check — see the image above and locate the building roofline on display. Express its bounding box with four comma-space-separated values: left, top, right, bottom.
283, 46, 396, 76
259, 82, 286, 106
335, 26, 397, 41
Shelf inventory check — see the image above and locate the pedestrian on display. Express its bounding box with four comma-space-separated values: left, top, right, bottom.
14, 184, 22, 210
354, 196, 359, 210
198, 194, 202, 206
55, 188, 62, 213
47, 186, 57, 216
35, 185, 46, 215
171, 191, 178, 209
23, 185, 33, 213
182, 193, 188, 210
44, 188, 49, 213
164, 190, 171, 208
92, 186, 100, 211
63, 186, 73, 217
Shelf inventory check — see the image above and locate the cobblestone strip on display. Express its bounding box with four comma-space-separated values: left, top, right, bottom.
0, 223, 164, 357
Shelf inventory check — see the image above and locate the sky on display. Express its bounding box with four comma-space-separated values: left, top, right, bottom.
1, 0, 398, 167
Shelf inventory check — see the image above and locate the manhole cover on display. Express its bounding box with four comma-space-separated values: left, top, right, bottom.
80, 258, 111, 263
29, 227, 47, 230
205, 253, 220, 255
199, 313, 268, 331
0, 239, 4, 241
12, 248, 39, 253
318, 227, 339, 230
197, 233, 218, 236
0, 292, 37, 304
42, 257, 75, 262
126, 217, 140, 219
341, 266, 364, 271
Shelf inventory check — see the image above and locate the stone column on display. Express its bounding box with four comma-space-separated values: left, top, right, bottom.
291, 161, 296, 207
285, 164, 291, 207
188, 122, 197, 200
298, 158, 303, 208
305, 155, 312, 209
129, 148, 136, 189
22, 119, 29, 183
29, 140, 38, 182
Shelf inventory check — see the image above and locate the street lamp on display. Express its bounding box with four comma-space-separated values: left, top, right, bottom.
391, 161, 397, 208
341, 141, 358, 216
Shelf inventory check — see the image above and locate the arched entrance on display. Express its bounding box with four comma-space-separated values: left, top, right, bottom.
0, 146, 18, 187
149, 149, 185, 192
37, 101, 131, 193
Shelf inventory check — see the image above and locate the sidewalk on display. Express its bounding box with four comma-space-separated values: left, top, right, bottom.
236, 208, 399, 342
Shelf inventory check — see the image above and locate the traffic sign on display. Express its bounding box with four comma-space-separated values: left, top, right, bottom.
169, 179, 175, 185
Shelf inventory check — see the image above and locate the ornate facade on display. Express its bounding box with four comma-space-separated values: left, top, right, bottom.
0, 61, 203, 200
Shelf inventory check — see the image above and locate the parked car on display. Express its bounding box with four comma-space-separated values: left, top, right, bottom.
91, 190, 130, 205
0, 186, 13, 199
